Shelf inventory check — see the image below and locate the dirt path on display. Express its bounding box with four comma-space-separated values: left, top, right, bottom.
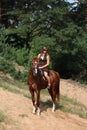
0, 78, 87, 130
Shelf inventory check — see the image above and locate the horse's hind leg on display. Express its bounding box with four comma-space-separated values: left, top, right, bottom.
52, 84, 60, 112
56, 85, 60, 102
48, 89, 56, 112
52, 90, 56, 112
48, 90, 53, 100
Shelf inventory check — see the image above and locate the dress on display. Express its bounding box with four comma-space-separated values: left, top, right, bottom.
39, 53, 49, 74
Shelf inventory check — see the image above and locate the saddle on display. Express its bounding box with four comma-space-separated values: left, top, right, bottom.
40, 69, 50, 81
39, 69, 45, 80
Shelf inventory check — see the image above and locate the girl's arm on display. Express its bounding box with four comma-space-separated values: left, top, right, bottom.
39, 55, 50, 69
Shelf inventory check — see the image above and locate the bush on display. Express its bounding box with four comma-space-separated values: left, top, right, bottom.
0, 42, 30, 68
0, 58, 16, 74
13, 70, 28, 82
0, 57, 29, 82
15, 48, 29, 66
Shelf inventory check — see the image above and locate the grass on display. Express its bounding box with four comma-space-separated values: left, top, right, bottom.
0, 83, 21, 94
0, 75, 28, 96
60, 95, 87, 119
40, 90, 87, 119
0, 76, 28, 90
19, 114, 28, 118
0, 111, 5, 122
0, 111, 12, 124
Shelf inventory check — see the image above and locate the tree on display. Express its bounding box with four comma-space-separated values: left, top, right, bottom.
0, 0, 87, 79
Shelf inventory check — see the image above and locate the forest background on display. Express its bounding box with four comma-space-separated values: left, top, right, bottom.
0, 0, 87, 84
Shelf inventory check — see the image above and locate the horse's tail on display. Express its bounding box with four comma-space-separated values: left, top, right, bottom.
56, 84, 60, 102
56, 72, 60, 102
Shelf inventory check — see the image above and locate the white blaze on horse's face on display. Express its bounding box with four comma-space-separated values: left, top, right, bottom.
35, 68, 37, 74
34, 61, 38, 74
33, 60, 38, 75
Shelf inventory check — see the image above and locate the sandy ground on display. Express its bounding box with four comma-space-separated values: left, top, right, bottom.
0, 78, 87, 130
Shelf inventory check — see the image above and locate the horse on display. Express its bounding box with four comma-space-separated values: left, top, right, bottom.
27, 57, 60, 115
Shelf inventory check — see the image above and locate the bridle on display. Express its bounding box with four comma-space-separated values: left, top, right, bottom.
32, 59, 43, 77
31, 59, 39, 76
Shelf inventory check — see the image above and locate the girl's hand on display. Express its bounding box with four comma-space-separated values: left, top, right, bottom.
39, 66, 43, 69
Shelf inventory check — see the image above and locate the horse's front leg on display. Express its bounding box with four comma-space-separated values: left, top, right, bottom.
29, 88, 36, 114
36, 90, 40, 115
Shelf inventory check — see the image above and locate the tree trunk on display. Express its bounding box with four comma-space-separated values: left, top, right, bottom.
0, 2, 1, 27
85, 8, 87, 32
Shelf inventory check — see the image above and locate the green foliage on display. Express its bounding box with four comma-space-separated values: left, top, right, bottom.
0, 28, 7, 43
0, 58, 16, 74
0, 57, 28, 82
0, 43, 29, 82
78, 78, 87, 85
53, 22, 87, 78
0, 42, 29, 66
0, 43, 16, 61
29, 35, 55, 57
13, 70, 28, 82
29, 35, 55, 68
15, 48, 29, 66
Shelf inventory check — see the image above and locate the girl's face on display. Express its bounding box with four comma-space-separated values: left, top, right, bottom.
43, 50, 47, 54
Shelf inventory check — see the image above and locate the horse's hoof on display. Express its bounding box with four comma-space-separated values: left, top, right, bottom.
52, 109, 55, 112
32, 111, 36, 114
32, 110, 36, 114
32, 106, 36, 114
37, 107, 40, 116
37, 112, 40, 116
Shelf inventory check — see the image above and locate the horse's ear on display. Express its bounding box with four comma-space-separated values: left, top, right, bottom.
31, 57, 35, 63
32, 57, 39, 63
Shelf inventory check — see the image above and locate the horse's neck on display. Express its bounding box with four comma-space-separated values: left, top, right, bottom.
30, 66, 46, 82
30, 68, 33, 74
35, 71, 45, 82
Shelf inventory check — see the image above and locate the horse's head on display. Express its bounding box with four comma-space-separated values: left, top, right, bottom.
31, 58, 40, 76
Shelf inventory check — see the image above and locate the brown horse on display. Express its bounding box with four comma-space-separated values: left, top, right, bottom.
27, 58, 60, 115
